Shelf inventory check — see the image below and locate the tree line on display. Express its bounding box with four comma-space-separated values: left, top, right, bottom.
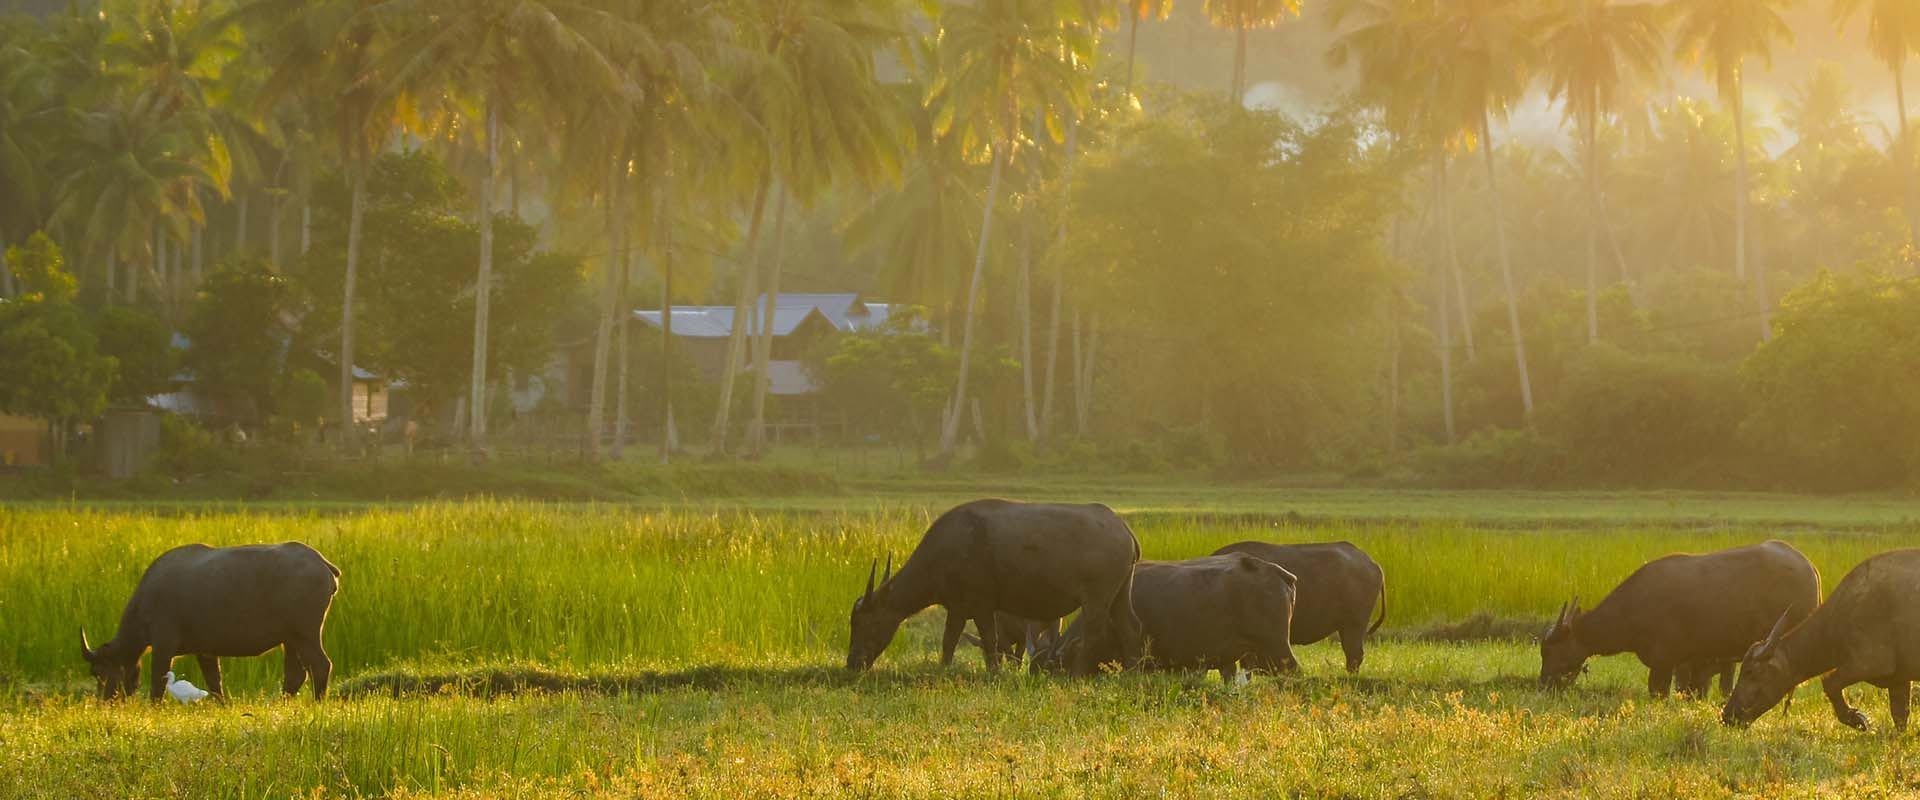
2, 0, 1918, 488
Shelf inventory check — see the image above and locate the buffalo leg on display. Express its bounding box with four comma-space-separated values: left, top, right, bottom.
1218, 663, 1237, 684
940, 611, 965, 667
1719, 663, 1736, 697
291, 638, 332, 700
1339, 625, 1366, 674
196, 655, 224, 698
1823, 672, 1872, 731
281, 646, 308, 697
1891, 681, 1912, 733
1071, 604, 1111, 678
147, 640, 177, 701
1646, 666, 1673, 699
1675, 664, 1710, 700
973, 613, 1002, 674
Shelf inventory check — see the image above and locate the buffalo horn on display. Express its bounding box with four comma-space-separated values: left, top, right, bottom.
883, 554, 893, 585
864, 559, 877, 603
80, 627, 95, 662
1762, 607, 1794, 651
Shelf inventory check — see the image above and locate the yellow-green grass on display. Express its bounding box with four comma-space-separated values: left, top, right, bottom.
7, 499, 1920, 798
3, 646, 1916, 798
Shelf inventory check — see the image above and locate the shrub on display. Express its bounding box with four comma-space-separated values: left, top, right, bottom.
1545, 345, 1740, 486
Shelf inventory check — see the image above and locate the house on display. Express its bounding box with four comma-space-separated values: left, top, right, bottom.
633, 293, 899, 397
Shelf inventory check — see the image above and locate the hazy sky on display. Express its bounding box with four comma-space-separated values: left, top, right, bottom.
1135, 4, 1908, 154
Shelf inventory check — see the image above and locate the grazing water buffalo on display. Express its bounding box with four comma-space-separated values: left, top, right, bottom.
845, 500, 1142, 676
81, 542, 340, 701
1723, 549, 1920, 731
955, 611, 1061, 666
1210, 541, 1386, 673
1540, 540, 1820, 699
1042, 554, 1301, 680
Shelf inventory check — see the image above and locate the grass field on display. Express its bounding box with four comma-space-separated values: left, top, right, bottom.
5, 491, 1920, 797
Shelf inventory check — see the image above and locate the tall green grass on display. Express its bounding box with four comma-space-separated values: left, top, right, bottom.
4, 501, 1919, 694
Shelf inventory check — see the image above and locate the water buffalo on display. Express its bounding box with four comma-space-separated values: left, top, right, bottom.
1210, 541, 1386, 672
1042, 554, 1301, 680
81, 542, 341, 701
846, 499, 1142, 676
1540, 540, 1819, 699
954, 611, 1061, 666
1723, 549, 1920, 731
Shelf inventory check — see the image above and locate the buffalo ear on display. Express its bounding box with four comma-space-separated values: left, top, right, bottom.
80, 628, 95, 663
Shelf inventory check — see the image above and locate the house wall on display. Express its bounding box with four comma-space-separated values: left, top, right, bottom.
0, 415, 49, 466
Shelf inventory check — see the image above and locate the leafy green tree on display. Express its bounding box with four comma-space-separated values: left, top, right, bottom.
93, 307, 175, 404
181, 261, 294, 424
0, 236, 112, 459
808, 308, 955, 458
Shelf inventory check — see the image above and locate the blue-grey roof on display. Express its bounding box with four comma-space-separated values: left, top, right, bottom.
634, 292, 898, 337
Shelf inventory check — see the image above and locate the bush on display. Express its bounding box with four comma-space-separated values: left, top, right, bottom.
1545, 345, 1741, 486
151, 414, 240, 478
1411, 429, 1565, 489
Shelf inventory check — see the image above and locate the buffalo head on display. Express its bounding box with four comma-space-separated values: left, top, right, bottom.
846, 556, 905, 672
80, 628, 139, 700
1722, 609, 1797, 727
1538, 598, 1589, 689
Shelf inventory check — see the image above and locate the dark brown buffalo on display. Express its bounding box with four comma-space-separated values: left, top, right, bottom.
954, 611, 1061, 666
845, 500, 1142, 676
1210, 541, 1385, 673
1724, 549, 1920, 731
1541, 540, 1820, 698
81, 542, 341, 701
1042, 554, 1301, 680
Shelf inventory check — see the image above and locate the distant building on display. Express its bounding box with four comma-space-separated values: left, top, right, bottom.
633, 293, 900, 397
0, 414, 50, 467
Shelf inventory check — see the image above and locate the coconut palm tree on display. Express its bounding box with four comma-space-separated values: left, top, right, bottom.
241, 0, 396, 446
1832, 0, 1920, 253
1669, 0, 1793, 341
1203, 0, 1301, 104
1536, 0, 1665, 344
736, 0, 907, 458
375, 0, 635, 446
931, 0, 1090, 461
1438, 0, 1539, 425
1121, 0, 1173, 100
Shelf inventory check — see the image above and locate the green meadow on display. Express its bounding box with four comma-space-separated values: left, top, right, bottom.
5, 492, 1920, 798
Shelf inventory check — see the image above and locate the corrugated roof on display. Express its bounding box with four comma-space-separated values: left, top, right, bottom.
634, 305, 834, 338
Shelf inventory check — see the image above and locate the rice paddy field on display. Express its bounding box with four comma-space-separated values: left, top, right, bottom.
5, 489, 1920, 798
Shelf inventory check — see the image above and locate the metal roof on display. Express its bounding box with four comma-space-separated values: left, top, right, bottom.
635, 293, 898, 337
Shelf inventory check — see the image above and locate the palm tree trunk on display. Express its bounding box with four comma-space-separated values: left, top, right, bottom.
659, 178, 677, 465
938, 139, 1007, 459
1040, 118, 1078, 442
0, 236, 11, 297
125, 237, 139, 305
587, 159, 622, 462
301, 200, 312, 257
1076, 313, 1099, 436
1018, 200, 1038, 443
235, 193, 249, 256
1431, 156, 1456, 444
1237, 25, 1250, 101
1897, 63, 1918, 263
1732, 69, 1769, 342
339, 165, 367, 447
192, 220, 204, 284
468, 99, 500, 446
1584, 97, 1600, 345
105, 249, 116, 308
1439, 156, 1475, 360
1479, 111, 1535, 426
710, 179, 771, 455
1125, 11, 1141, 100
613, 245, 632, 461
745, 189, 790, 457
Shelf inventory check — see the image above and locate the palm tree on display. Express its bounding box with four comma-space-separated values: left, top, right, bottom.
1121, 0, 1173, 101
931, 0, 1090, 461
1832, 0, 1920, 253
1779, 63, 1869, 161
1536, 0, 1664, 344
1447, 0, 1538, 425
376, 0, 634, 446
242, 0, 395, 447
1669, 0, 1793, 341
737, 0, 906, 458
1203, 0, 1301, 103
